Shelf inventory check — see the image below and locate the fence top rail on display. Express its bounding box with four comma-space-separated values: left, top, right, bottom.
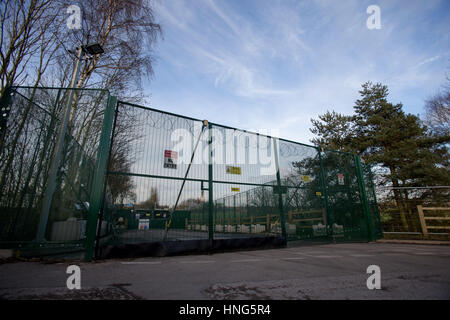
117, 99, 359, 158
10, 85, 111, 122
7, 86, 363, 183
9, 87, 98, 165
6, 86, 366, 162
12, 89, 58, 120
210, 121, 321, 150
117, 100, 203, 123
419, 206, 450, 211
11, 85, 110, 94
424, 217, 450, 220
378, 186, 450, 190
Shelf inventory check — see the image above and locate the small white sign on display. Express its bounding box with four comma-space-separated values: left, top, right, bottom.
138, 219, 150, 230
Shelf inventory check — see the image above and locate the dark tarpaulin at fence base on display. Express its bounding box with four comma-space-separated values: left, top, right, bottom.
98, 236, 287, 259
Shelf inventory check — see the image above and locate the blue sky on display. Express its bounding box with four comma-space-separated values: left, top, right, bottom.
145, 0, 450, 145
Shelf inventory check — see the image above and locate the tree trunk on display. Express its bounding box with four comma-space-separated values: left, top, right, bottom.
389, 166, 409, 229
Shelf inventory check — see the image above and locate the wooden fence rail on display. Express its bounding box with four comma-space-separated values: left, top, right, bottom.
417, 205, 450, 237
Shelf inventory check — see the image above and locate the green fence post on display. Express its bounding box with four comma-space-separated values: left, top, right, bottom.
84, 95, 116, 261
273, 138, 287, 240
367, 164, 382, 238
247, 191, 251, 234
318, 148, 333, 238
355, 155, 375, 242
208, 122, 214, 241
95, 98, 120, 258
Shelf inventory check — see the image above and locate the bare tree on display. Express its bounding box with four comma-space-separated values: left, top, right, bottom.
135, 187, 159, 209
0, 0, 63, 95
52, 0, 161, 95
0, 0, 63, 204
53, 0, 162, 209
0, 0, 162, 239
424, 78, 450, 136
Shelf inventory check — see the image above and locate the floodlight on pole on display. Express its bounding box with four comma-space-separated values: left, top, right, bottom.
82, 43, 104, 55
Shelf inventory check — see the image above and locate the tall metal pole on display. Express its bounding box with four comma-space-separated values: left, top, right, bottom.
367, 165, 382, 238
208, 122, 214, 241
318, 148, 332, 238
36, 46, 83, 241
84, 96, 117, 261
163, 121, 207, 241
273, 138, 287, 239
355, 155, 375, 242
94, 99, 120, 258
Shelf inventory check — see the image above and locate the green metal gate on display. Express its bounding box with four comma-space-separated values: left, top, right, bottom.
0, 86, 382, 261
95, 100, 382, 259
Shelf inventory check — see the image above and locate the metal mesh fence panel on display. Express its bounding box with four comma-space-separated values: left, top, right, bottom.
0, 86, 382, 259
213, 184, 280, 238
0, 86, 110, 256
210, 125, 280, 240
362, 163, 383, 238
277, 140, 325, 241
102, 100, 382, 253
320, 151, 370, 242
104, 102, 210, 247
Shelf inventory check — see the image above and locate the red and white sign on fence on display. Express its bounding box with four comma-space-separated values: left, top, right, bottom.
164, 150, 178, 169
338, 173, 344, 185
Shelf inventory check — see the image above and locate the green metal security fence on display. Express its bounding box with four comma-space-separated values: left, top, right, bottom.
97, 100, 382, 259
0, 86, 382, 261
0, 86, 114, 259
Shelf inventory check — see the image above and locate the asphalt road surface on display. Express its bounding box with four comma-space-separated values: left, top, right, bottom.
0, 242, 449, 300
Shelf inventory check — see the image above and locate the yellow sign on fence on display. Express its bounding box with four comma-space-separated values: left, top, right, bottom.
226, 166, 241, 175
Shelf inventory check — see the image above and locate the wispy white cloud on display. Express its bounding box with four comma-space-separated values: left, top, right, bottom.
149, 0, 450, 145
154, 0, 314, 98
414, 53, 446, 69
203, 0, 241, 35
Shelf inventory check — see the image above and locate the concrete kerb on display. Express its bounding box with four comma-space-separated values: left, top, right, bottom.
377, 239, 450, 245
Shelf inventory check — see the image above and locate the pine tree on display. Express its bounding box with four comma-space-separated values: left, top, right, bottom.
310, 111, 355, 153
310, 82, 450, 228
351, 82, 449, 187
